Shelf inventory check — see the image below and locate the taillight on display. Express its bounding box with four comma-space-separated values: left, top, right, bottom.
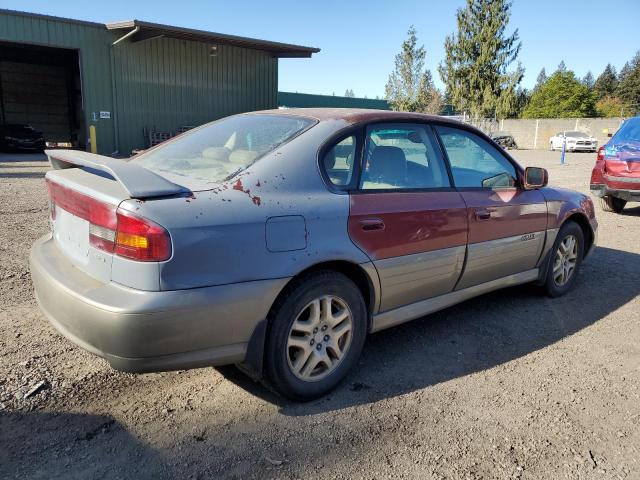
113, 209, 171, 261
46, 179, 171, 262
596, 146, 605, 162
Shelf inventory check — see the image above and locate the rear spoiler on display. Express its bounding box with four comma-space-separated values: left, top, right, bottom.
46, 150, 190, 199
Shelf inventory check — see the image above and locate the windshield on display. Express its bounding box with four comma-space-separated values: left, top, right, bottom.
132, 114, 315, 183
566, 131, 588, 138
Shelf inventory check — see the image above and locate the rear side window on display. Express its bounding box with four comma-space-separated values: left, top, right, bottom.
360, 124, 450, 190
436, 126, 517, 188
322, 135, 356, 187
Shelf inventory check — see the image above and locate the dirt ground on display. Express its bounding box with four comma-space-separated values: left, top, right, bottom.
1, 149, 638, 480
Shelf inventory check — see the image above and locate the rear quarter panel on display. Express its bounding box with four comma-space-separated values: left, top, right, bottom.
119, 120, 372, 291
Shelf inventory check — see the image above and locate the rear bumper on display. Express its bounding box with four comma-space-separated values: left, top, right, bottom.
30, 234, 289, 373
591, 183, 640, 200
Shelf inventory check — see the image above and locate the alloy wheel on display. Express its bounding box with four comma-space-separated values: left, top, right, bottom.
286, 295, 353, 382
553, 234, 578, 287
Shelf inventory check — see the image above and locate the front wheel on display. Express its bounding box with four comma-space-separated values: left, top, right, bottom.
599, 195, 626, 213
264, 271, 367, 401
543, 221, 584, 297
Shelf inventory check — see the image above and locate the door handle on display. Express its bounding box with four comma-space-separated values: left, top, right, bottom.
359, 218, 385, 231
474, 208, 492, 220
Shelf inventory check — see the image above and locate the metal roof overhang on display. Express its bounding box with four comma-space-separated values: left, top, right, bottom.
106, 20, 320, 58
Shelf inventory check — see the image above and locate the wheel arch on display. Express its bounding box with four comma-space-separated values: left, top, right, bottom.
238, 260, 379, 380
564, 212, 594, 258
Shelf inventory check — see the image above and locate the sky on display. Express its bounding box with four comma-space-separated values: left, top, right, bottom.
2, 0, 639, 98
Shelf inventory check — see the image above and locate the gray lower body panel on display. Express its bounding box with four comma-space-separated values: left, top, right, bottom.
30, 234, 290, 373
456, 231, 544, 290
371, 268, 539, 332
374, 245, 466, 312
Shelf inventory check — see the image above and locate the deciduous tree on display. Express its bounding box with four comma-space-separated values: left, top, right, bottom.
596, 96, 631, 117
521, 70, 597, 118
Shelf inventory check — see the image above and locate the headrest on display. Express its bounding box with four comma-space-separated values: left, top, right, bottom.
228, 149, 258, 164
368, 146, 407, 185
323, 149, 336, 170
202, 147, 230, 161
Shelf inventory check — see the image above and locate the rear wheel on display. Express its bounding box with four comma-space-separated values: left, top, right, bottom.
599, 195, 626, 213
543, 221, 584, 297
264, 271, 367, 401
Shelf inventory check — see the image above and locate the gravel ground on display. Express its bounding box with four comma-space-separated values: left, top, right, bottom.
1, 150, 638, 480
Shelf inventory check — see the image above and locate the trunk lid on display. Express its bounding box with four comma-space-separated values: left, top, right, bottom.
45, 150, 189, 285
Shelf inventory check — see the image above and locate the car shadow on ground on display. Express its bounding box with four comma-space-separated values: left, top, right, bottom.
1, 411, 168, 479
620, 204, 640, 216
218, 246, 640, 415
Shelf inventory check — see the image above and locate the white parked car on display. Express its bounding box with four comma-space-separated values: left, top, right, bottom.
549, 131, 598, 152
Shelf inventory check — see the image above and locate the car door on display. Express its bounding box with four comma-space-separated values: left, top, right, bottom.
345, 123, 468, 312
435, 125, 547, 290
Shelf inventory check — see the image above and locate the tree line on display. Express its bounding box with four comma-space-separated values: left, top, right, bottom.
385, 0, 640, 119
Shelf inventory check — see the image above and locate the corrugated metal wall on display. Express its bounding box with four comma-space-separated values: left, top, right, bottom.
0, 11, 279, 155
111, 38, 277, 154
0, 12, 116, 153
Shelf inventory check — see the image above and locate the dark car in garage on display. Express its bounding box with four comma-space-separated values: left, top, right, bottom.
0, 124, 45, 152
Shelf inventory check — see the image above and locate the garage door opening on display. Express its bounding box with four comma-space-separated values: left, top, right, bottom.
0, 41, 84, 153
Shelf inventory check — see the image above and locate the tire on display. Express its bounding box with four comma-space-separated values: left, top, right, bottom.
599, 195, 626, 213
264, 270, 367, 401
543, 221, 584, 298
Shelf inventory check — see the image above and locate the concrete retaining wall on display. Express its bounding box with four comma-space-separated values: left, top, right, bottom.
496, 117, 625, 150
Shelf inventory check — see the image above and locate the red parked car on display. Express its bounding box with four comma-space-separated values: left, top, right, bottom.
591, 116, 640, 213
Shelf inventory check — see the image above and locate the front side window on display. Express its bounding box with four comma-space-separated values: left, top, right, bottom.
436, 125, 517, 188
132, 114, 315, 183
360, 124, 450, 190
322, 135, 356, 187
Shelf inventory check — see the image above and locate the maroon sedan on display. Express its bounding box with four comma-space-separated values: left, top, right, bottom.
32, 109, 598, 400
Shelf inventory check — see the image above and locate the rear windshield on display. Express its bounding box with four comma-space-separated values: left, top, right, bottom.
132, 114, 315, 183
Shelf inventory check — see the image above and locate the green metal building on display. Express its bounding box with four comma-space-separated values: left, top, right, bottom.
0, 9, 318, 155
278, 91, 390, 110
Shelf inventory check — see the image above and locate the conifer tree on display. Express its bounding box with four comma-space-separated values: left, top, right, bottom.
439, 0, 523, 118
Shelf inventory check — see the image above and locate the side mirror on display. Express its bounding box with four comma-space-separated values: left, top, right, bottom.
523, 167, 548, 189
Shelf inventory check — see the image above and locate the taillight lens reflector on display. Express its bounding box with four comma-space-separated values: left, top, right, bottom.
46, 179, 171, 262
597, 146, 605, 162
